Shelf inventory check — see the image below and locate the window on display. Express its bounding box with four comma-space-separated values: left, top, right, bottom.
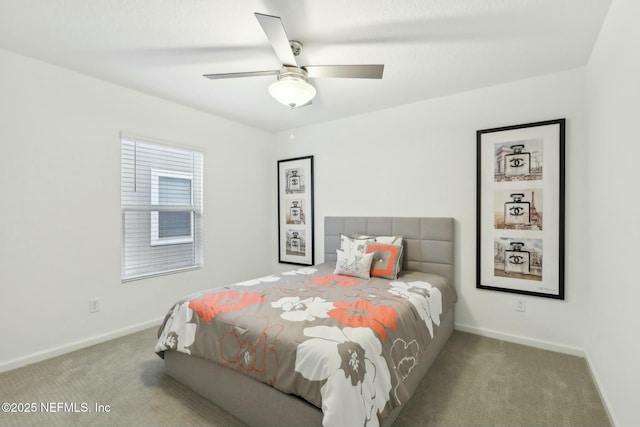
150, 169, 194, 246
121, 135, 203, 281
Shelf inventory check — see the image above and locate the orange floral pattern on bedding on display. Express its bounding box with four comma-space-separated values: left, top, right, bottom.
310, 274, 362, 287
189, 291, 265, 322
328, 300, 398, 341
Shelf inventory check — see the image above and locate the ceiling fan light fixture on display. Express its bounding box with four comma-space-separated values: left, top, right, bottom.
268, 74, 316, 108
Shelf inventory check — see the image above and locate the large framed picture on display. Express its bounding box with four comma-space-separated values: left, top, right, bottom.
477, 119, 565, 299
277, 155, 314, 265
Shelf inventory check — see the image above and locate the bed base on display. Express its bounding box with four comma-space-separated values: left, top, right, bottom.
164, 307, 454, 427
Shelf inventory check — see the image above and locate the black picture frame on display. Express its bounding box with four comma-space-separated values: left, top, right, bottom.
477, 119, 565, 299
277, 155, 314, 265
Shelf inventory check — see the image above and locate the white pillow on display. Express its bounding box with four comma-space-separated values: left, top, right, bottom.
340, 234, 375, 255
334, 250, 374, 279
354, 234, 403, 246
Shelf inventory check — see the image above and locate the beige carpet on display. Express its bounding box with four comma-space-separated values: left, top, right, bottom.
0, 328, 611, 427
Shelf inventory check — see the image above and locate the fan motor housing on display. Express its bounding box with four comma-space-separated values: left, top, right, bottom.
277, 66, 309, 82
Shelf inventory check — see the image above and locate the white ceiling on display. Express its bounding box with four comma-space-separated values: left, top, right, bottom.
0, 0, 611, 132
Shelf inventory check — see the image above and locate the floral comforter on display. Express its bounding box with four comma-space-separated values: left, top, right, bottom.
155, 262, 457, 427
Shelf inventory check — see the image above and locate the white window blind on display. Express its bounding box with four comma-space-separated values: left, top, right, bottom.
121, 136, 204, 281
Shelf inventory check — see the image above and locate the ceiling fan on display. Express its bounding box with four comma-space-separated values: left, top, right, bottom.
203, 13, 384, 108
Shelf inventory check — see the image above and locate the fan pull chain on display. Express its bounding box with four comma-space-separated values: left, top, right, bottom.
289, 107, 295, 140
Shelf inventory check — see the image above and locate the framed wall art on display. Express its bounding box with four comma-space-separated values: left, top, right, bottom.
277, 155, 314, 265
477, 119, 565, 299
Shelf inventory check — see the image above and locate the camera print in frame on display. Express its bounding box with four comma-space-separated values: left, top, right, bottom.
494, 138, 543, 182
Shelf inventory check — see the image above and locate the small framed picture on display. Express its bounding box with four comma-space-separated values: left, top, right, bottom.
277, 156, 314, 265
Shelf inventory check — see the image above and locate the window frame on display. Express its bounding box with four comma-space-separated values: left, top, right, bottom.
150, 168, 195, 247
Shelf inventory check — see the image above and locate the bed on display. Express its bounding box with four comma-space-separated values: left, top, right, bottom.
156, 216, 456, 427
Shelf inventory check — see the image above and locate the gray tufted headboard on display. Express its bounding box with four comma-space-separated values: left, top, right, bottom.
324, 217, 454, 285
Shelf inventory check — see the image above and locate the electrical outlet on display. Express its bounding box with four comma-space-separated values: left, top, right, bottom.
89, 297, 100, 313
515, 299, 526, 312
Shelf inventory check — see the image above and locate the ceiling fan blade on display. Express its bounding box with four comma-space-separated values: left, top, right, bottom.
254, 13, 298, 67
203, 70, 279, 80
304, 65, 384, 79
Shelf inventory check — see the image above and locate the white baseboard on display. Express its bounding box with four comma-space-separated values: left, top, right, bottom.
0, 317, 164, 374
584, 350, 618, 427
454, 323, 585, 357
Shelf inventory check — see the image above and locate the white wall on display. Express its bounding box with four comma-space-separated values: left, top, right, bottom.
0, 49, 275, 370
2, 6, 636, 422
585, 1, 640, 426
274, 68, 588, 355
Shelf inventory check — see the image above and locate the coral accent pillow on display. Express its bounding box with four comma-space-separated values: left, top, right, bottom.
354, 234, 404, 272
365, 242, 403, 280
